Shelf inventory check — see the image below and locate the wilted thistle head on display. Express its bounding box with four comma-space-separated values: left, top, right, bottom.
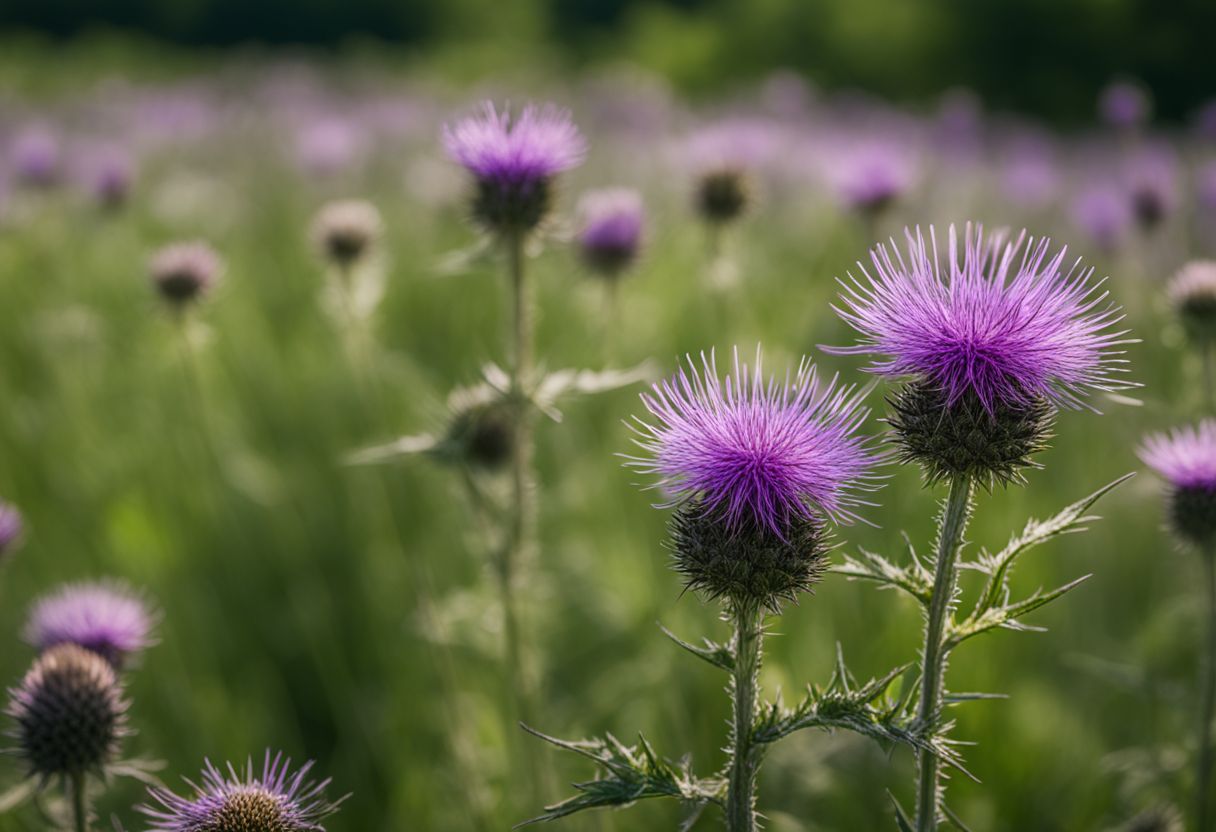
443, 102, 586, 235
25, 581, 156, 666
827, 224, 1133, 486
311, 199, 383, 268
628, 348, 880, 609
0, 500, 23, 562
149, 241, 223, 307
576, 188, 645, 279
1139, 421, 1216, 550
1099, 80, 1151, 129
1169, 261, 1216, 347
6, 644, 129, 781
141, 751, 344, 831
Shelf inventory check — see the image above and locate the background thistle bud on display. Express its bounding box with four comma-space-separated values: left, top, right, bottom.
1169, 261, 1216, 347
149, 241, 223, 307
695, 169, 750, 225
576, 187, 644, 279
6, 644, 128, 780
443, 400, 514, 470
311, 199, 382, 268
1140, 421, 1216, 549
888, 380, 1054, 486
670, 503, 827, 611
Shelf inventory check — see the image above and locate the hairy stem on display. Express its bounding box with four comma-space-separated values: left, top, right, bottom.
914, 475, 974, 832
1198, 549, 1216, 832
727, 599, 764, 832
70, 772, 88, 832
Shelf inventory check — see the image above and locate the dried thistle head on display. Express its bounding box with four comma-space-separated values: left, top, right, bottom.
149, 241, 223, 307
311, 199, 383, 268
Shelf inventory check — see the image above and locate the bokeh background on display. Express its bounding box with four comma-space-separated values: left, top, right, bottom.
0, 2, 1214, 830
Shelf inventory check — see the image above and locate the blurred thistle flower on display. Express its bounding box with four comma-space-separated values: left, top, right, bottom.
311, 199, 383, 268
627, 348, 879, 608
1071, 184, 1133, 252
294, 118, 364, 177
1124, 145, 1178, 230
149, 241, 224, 307
443, 101, 586, 235
1140, 421, 1216, 548
83, 147, 135, 209
141, 751, 344, 832
1195, 99, 1216, 141
25, 581, 156, 666
0, 499, 23, 561
833, 143, 915, 218
9, 125, 61, 188
6, 643, 129, 782
686, 120, 782, 226
1099, 80, 1151, 129
576, 187, 645, 279
826, 224, 1133, 484
1169, 261, 1216, 347
1000, 137, 1058, 208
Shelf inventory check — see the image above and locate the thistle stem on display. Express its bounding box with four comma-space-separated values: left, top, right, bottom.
69, 772, 88, 832
914, 474, 974, 832
726, 599, 764, 832
1198, 549, 1216, 832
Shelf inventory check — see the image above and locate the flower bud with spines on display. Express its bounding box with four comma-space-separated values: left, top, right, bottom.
311, 199, 382, 268
695, 169, 750, 226
1140, 421, 1216, 550
1169, 261, 1216, 348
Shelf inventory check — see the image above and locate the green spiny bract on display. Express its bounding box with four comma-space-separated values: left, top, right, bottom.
888, 380, 1054, 487
471, 177, 555, 235
443, 400, 514, 470
669, 503, 827, 612
695, 169, 750, 225
1168, 485, 1216, 549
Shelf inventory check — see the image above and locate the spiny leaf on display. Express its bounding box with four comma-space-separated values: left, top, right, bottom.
517, 726, 724, 826
943, 802, 975, 831
943, 691, 1008, 705
890, 792, 915, 832
659, 623, 734, 672
948, 574, 1091, 649
834, 546, 933, 605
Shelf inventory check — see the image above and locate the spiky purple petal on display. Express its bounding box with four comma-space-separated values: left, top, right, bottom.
24, 581, 155, 663
442, 101, 586, 187
1140, 421, 1216, 492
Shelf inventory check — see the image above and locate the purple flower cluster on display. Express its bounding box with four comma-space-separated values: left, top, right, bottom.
443, 102, 586, 190
827, 224, 1133, 413
142, 751, 343, 831
628, 348, 880, 537
24, 581, 156, 665
1140, 422, 1216, 492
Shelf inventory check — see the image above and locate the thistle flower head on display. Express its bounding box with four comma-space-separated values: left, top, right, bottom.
0, 500, 23, 561
834, 143, 914, 216
25, 581, 156, 666
1071, 185, 1133, 252
1140, 421, 1216, 548
827, 224, 1132, 414
443, 102, 586, 234
141, 751, 343, 831
1169, 261, 1216, 346
149, 241, 223, 307
686, 120, 780, 225
576, 187, 645, 278
10, 125, 61, 188
82, 147, 135, 208
6, 644, 129, 780
628, 348, 880, 539
1099, 80, 1151, 129
1124, 146, 1177, 230
311, 199, 383, 267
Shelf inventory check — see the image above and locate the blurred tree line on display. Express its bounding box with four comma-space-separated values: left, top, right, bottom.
1, 0, 1213, 122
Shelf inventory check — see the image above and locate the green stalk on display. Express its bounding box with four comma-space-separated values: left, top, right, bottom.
1198, 549, 1216, 832
69, 772, 88, 832
726, 599, 764, 832
914, 475, 975, 832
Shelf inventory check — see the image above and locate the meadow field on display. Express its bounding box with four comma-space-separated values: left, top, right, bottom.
0, 44, 1213, 831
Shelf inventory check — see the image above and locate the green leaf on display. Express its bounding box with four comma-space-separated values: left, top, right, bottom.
948, 574, 1091, 648
834, 543, 934, 605
890, 792, 915, 832
517, 726, 725, 826
659, 623, 734, 672
0, 780, 35, 814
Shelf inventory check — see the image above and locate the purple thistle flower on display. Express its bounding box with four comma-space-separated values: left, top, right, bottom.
149, 241, 223, 307
1141, 422, 1216, 492
627, 348, 881, 538
141, 751, 344, 831
1124, 145, 1178, 229
1099, 80, 1151, 129
825, 224, 1133, 414
442, 102, 586, 233
577, 187, 645, 277
833, 143, 915, 216
10, 125, 61, 188
25, 581, 156, 665
1071, 185, 1133, 252
0, 500, 22, 560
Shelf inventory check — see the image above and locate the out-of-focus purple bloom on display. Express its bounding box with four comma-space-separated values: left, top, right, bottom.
24, 581, 156, 665
760, 71, 815, 119
79, 147, 135, 208
627, 348, 881, 537
577, 188, 645, 278
935, 88, 984, 160
826, 224, 1133, 413
1196, 161, 1216, 213
9, 126, 61, 187
1124, 145, 1178, 229
1195, 100, 1216, 141
686, 118, 784, 175
149, 241, 223, 306
0, 500, 22, 561
833, 143, 915, 216
1000, 137, 1058, 207
295, 118, 364, 177
1141, 422, 1216, 491
1099, 80, 1151, 129
1071, 185, 1133, 252
141, 751, 343, 831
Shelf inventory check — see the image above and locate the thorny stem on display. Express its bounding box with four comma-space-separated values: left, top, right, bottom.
69, 772, 88, 832
1198, 549, 1216, 832
914, 475, 975, 832
726, 599, 764, 832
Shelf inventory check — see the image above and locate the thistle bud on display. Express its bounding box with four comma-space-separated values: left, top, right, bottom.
576, 188, 644, 279
695, 169, 750, 226
149, 241, 223, 307
311, 199, 383, 268
1140, 421, 1216, 550
888, 381, 1054, 487
443, 400, 514, 470
1168, 261, 1216, 347
6, 644, 128, 780
669, 504, 828, 612
0, 500, 23, 562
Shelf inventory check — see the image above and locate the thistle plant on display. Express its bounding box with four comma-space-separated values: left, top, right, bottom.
827, 224, 1135, 830
310, 198, 385, 333
525, 349, 955, 830
575, 188, 645, 284
148, 242, 223, 312
1139, 422, 1216, 831
1168, 261, 1216, 407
